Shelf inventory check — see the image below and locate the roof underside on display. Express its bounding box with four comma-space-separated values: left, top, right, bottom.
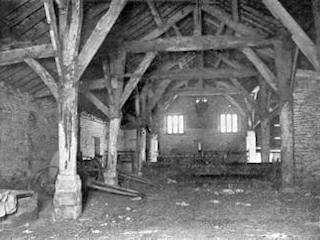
0, 0, 316, 121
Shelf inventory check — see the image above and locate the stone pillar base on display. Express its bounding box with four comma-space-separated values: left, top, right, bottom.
53, 174, 82, 220
103, 170, 118, 186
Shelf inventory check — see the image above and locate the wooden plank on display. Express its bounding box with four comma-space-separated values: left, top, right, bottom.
120, 51, 157, 108
81, 90, 110, 118
241, 48, 278, 92
125, 35, 275, 53
43, 0, 63, 76
263, 0, 320, 71
150, 67, 257, 80
24, 58, 58, 99
0, 44, 55, 66
75, 0, 127, 82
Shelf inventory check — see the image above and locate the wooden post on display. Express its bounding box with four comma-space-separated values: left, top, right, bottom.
259, 80, 270, 163
312, 0, 320, 68
104, 50, 126, 186
52, 0, 82, 220
148, 133, 159, 162
133, 88, 141, 175
275, 39, 294, 188
139, 127, 147, 170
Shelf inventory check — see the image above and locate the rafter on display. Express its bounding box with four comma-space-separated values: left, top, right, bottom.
24, 58, 58, 99
241, 48, 278, 93
0, 44, 55, 66
141, 5, 193, 40
75, 0, 128, 82
202, 5, 258, 37
223, 94, 246, 116
81, 91, 110, 118
43, 0, 63, 77
125, 35, 275, 53
262, 0, 320, 71
194, 0, 202, 36
120, 51, 157, 108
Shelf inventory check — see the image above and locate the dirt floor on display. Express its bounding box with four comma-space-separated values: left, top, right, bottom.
1, 165, 320, 240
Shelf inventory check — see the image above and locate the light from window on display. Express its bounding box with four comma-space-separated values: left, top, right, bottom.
167, 115, 184, 134
220, 113, 238, 133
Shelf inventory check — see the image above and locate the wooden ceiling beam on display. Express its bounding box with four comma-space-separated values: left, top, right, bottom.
43, 0, 63, 77
193, 0, 202, 36
120, 51, 157, 108
141, 5, 193, 40
81, 91, 110, 118
223, 94, 246, 116
124, 35, 276, 53
74, 0, 128, 82
263, 0, 320, 71
173, 89, 241, 96
24, 58, 59, 100
241, 48, 278, 93
150, 67, 256, 80
0, 44, 55, 66
119, 5, 194, 108
202, 5, 258, 37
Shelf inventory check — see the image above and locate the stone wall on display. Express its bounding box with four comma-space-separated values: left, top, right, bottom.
159, 95, 247, 154
293, 70, 320, 188
0, 83, 58, 187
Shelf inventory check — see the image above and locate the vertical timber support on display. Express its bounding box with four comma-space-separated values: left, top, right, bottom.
148, 133, 159, 162
139, 87, 148, 172
104, 49, 126, 186
259, 79, 270, 163
134, 88, 141, 175
53, 0, 83, 220
275, 39, 294, 189
54, 85, 82, 219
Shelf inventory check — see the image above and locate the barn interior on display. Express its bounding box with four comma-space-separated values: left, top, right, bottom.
1, 0, 320, 239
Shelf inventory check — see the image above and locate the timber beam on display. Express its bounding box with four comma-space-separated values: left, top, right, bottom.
24, 58, 58, 99
74, 0, 128, 82
81, 91, 110, 118
149, 67, 257, 80
124, 35, 276, 53
263, 0, 320, 71
0, 44, 55, 66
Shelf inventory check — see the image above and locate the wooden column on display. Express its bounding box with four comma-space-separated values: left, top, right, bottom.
275, 40, 294, 188
259, 80, 270, 163
134, 88, 141, 175
312, 0, 320, 68
148, 133, 159, 162
51, 0, 82, 220
104, 50, 126, 186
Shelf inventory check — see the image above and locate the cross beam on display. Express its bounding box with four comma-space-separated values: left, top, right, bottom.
124, 35, 276, 53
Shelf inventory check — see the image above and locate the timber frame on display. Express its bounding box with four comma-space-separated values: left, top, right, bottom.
1, 0, 320, 218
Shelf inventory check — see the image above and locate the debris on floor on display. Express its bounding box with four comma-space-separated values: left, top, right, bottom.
167, 178, 177, 184
176, 201, 190, 207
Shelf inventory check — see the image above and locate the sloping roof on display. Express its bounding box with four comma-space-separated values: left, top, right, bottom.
0, 0, 316, 119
